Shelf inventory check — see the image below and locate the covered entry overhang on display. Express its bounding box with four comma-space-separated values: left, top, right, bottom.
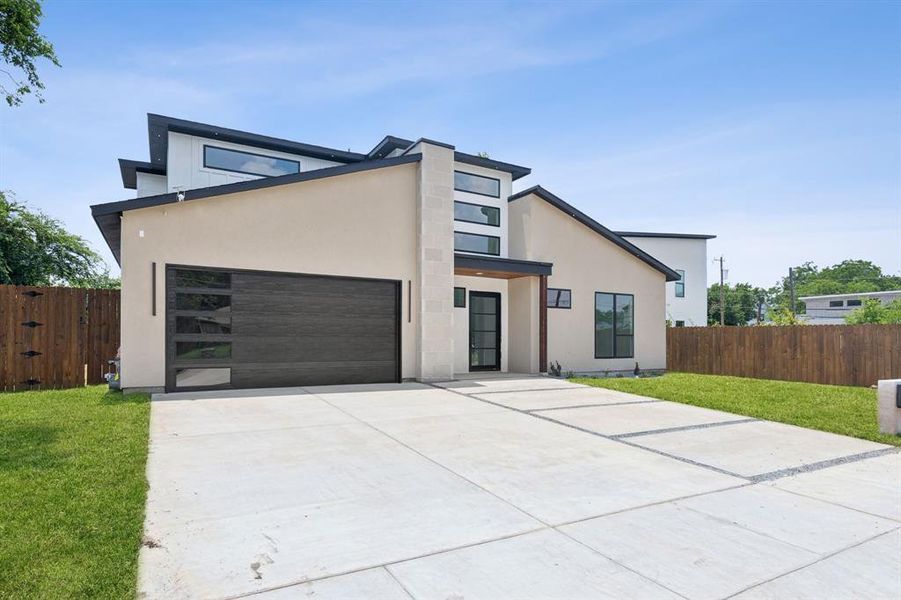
454, 254, 553, 373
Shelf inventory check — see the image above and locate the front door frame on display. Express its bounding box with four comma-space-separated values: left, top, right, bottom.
469, 291, 501, 371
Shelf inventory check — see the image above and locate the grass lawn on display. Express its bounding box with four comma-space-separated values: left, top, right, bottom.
0, 386, 150, 599
572, 372, 901, 447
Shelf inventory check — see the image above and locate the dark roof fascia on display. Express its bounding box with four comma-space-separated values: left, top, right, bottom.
454, 152, 531, 181
616, 231, 717, 240
146, 113, 368, 172
93, 153, 422, 217
118, 158, 165, 189
454, 254, 553, 276
508, 186, 682, 282
367, 135, 415, 159
399, 137, 457, 156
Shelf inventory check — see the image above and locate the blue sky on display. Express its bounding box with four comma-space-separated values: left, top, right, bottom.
1, 0, 899, 287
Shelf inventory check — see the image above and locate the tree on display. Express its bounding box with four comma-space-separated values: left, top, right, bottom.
0, 0, 59, 106
845, 298, 901, 325
0, 191, 118, 287
768, 260, 901, 313
707, 282, 765, 325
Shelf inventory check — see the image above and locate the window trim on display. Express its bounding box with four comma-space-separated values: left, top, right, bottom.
454, 170, 501, 198
453, 200, 501, 227
547, 287, 572, 309
454, 286, 466, 308
594, 291, 635, 359
454, 231, 501, 256
203, 144, 300, 178
675, 269, 685, 298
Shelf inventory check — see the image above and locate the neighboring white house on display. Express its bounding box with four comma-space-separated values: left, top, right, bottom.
94, 114, 692, 393
799, 290, 901, 324
616, 232, 715, 327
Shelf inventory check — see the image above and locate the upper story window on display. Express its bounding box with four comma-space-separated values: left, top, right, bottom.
547, 288, 571, 309
454, 171, 500, 198
203, 145, 300, 177
675, 270, 685, 298
846, 299, 862, 307
454, 231, 500, 256
829, 300, 844, 307
454, 200, 500, 227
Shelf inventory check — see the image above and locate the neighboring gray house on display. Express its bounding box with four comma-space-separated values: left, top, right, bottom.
799, 290, 901, 324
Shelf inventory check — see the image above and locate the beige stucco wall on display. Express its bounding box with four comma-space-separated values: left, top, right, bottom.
119, 163, 420, 389
509, 195, 668, 373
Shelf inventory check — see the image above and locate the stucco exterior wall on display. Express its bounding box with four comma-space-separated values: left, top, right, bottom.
621, 236, 709, 326
509, 196, 667, 373
119, 162, 420, 390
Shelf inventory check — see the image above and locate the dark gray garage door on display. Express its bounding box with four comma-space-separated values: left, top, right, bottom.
165, 266, 400, 392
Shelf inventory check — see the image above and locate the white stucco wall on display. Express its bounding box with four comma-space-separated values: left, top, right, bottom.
165, 132, 346, 193
452, 275, 509, 374
620, 236, 710, 326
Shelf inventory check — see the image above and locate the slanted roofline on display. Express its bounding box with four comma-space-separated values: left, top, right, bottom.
146, 113, 368, 173
118, 158, 165, 190
508, 185, 681, 282
799, 290, 901, 301
617, 231, 716, 240
92, 153, 423, 265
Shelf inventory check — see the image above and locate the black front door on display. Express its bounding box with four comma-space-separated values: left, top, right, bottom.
469, 291, 501, 371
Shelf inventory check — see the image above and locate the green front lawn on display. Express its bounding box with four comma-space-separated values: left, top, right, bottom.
0, 386, 150, 599
572, 372, 901, 447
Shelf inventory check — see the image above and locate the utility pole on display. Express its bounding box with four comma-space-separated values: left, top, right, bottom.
714, 256, 726, 326
789, 267, 796, 316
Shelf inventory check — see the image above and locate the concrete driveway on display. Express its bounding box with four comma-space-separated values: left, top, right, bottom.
139, 377, 901, 600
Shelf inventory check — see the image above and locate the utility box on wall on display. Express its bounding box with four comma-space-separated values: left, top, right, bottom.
876, 379, 901, 435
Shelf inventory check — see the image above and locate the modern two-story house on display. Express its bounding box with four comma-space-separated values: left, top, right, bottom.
92, 114, 704, 393
616, 232, 715, 327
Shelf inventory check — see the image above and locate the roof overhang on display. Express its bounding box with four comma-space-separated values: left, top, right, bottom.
454, 254, 552, 279
508, 186, 682, 282
454, 151, 531, 181
145, 113, 368, 174
93, 153, 423, 265
616, 231, 716, 240
118, 158, 166, 190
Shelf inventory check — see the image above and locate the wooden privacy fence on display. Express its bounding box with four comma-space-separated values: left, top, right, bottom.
0, 285, 120, 391
667, 324, 901, 387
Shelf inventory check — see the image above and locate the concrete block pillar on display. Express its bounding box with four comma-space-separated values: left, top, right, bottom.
413, 140, 455, 381
877, 379, 901, 435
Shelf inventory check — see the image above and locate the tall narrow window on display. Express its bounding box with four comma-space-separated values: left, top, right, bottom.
595, 292, 634, 359
454, 287, 466, 308
675, 270, 685, 298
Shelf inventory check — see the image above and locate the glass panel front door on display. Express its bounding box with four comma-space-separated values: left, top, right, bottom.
469, 291, 500, 371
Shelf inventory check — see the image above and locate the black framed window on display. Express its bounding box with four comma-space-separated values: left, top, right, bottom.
454, 231, 500, 256
595, 292, 634, 359
847, 299, 862, 307
204, 145, 300, 177
454, 171, 500, 198
547, 288, 571, 309
675, 320, 685, 327
829, 300, 844, 307
454, 287, 466, 308
675, 270, 685, 298
454, 201, 500, 226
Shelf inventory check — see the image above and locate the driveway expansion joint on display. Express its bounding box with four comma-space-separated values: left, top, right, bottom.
748, 447, 900, 482
528, 399, 660, 412
612, 417, 759, 439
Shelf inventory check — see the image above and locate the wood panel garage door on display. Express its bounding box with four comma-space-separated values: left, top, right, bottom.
165, 266, 400, 392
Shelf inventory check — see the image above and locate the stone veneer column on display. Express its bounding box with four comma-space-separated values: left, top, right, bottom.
414, 141, 455, 380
